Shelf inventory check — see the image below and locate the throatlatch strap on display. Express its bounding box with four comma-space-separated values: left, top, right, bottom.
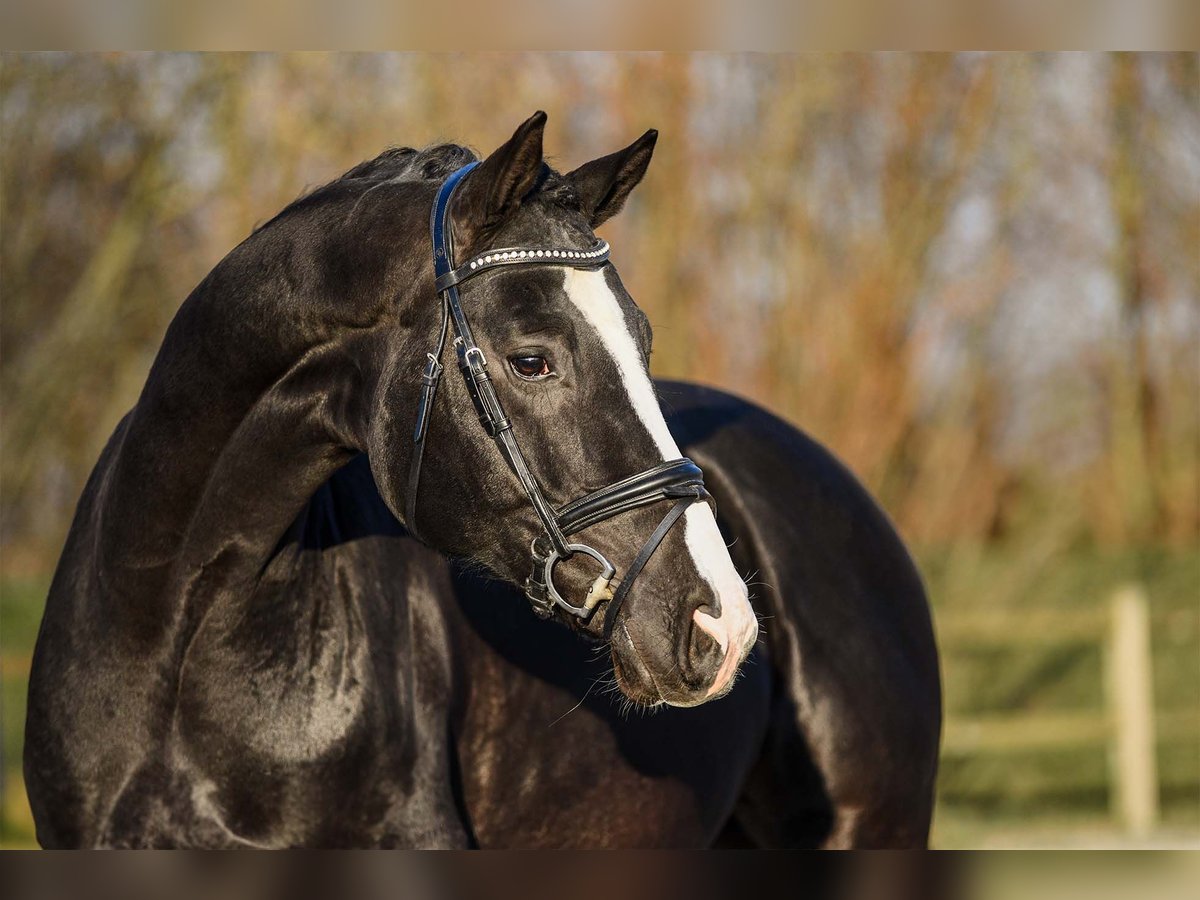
406, 297, 451, 542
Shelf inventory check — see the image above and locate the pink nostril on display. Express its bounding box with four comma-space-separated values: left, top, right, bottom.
691, 605, 747, 699
685, 610, 726, 685
692, 606, 729, 654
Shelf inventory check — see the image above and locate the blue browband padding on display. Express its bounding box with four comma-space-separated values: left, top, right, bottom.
430, 161, 478, 280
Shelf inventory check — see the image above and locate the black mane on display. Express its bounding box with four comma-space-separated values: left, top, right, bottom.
338, 143, 478, 184
253, 144, 479, 234
259, 143, 585, 235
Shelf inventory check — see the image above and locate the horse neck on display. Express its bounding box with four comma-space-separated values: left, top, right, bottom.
94, 238, 407, 634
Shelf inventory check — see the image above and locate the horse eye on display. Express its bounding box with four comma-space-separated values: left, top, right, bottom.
509, 355, 552, 379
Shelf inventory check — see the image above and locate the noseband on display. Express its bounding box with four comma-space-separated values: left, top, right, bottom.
405, 162, 711, 638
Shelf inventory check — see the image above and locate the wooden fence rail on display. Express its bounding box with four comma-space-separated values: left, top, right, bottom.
938, 584, 1199, 836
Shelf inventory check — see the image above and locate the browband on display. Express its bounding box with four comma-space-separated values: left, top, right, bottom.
435, 240, 610, 292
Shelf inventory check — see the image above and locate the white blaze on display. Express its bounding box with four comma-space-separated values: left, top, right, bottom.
561, 268, 758, 697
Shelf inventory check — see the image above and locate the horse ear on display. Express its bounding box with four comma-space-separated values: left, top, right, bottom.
565, 129, 658, 228
454, 111, 547, 245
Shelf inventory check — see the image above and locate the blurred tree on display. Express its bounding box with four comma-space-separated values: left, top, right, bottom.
1, 52, 1196, 575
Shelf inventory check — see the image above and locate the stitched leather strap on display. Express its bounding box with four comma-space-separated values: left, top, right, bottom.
556, 459, 706, 535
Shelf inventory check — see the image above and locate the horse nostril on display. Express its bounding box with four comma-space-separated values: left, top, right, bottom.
684, 615, 725, 686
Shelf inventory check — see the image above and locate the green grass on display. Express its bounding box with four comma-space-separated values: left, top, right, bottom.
0, 578, 45, 656
923, 543, 1200, 841
1, 578, 45, 845
2, 545, 1197, 848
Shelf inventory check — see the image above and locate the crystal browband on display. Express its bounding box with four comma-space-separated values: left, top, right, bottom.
434, 240, 610, 292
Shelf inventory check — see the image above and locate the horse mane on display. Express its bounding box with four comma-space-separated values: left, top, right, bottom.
254, 143, 479, 233
337, 143, 479, 184
255, 141, 584, 235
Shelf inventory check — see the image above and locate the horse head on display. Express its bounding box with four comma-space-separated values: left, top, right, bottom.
356, 113, 758, 707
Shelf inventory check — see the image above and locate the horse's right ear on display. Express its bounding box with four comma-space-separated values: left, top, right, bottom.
564, 128, 657, 227
453, 111, 547, 249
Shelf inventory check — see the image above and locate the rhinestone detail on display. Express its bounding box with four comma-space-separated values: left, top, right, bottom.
462, 240, 609, 274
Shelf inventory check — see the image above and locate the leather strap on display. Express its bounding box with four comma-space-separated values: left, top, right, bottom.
405, 161, 477, 541
405, 297, 451, 541
556, 458, 706, 535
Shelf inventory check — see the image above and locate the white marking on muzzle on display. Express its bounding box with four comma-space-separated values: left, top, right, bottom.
562, 268, 759, 696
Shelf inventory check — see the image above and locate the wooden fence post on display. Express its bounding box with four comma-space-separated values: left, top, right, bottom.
1104, 584, 1159, 836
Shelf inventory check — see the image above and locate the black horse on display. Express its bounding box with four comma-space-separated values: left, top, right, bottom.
24, 113, 940, 848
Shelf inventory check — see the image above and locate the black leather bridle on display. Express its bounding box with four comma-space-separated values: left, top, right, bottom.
405, 162, 711, 638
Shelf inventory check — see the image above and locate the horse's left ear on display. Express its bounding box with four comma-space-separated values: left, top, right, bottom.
565, 129, 658, 228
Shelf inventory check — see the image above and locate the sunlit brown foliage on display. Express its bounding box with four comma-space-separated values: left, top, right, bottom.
2, 53, 1197, 574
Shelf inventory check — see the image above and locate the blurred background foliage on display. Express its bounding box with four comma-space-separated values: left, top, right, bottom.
1, 52, 1197, 847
